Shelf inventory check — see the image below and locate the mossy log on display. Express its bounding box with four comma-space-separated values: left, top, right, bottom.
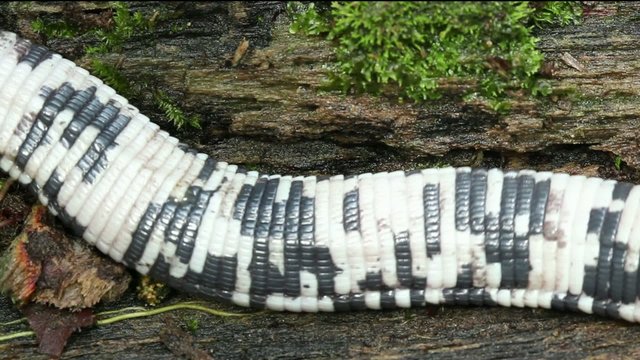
1, 1, 640, 359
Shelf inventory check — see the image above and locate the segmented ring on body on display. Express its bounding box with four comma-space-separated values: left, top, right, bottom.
1, 30, 640, 322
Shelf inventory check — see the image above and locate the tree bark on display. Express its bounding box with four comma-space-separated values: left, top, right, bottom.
1, 1, 640, 359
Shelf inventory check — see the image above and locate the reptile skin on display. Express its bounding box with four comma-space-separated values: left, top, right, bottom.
1, 30, 640, 322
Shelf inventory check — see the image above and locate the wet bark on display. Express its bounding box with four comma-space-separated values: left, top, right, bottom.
1, 1, 640, 359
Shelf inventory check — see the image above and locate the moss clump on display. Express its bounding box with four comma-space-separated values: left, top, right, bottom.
290, 1, 582, 111
31, 2, 200, 130
153, 90, 202, 130
31, 18, 79, 39
183, 316, 200, 333
31, 2, 157, 51
84, 2, 158, 55
89, 58, 136, 98
530, 1, 583, 27
614, 155, 623, 171
288, 2, 330, 36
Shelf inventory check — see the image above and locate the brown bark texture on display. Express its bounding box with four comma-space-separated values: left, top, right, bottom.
1, 1, 640, 359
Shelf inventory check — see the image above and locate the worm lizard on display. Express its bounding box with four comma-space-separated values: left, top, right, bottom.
1, 30, 639, 322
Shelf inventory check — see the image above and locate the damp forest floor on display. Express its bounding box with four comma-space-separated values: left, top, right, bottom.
2, 1, 640, 358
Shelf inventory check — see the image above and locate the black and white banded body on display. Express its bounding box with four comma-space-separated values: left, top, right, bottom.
2, 30, 640, 322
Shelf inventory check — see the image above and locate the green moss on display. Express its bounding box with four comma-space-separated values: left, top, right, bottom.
413, 158, 450, 170
170, 21, 192, 34
288, 2, 330, 36
289, 1, 583, 111
31, 18, 79, 39
153, 90, 202, 130
32, 2, 157, 53
242, 163, 260, 172
89, 59, 135, 98
29, 2, 201, 131
531, 1, 582, 27
85, 2, 157, 55
183, 316, 200, 333
614, 155, 623, 171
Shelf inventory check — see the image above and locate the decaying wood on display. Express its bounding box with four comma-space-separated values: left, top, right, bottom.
1, 1, 640, 359
0, 206, 131, 309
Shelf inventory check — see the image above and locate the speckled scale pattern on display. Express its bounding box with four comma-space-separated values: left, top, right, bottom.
2, 31, 640, 321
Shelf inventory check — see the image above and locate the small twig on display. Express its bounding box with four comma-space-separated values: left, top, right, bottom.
96, 302, 247, 326
0, 330, 34, 342
0, 318, 27, 327
95, 306, 148, 317
0, 301, 248, 344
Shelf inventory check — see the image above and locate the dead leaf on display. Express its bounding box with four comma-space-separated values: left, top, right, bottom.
22, 303, 95, 358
